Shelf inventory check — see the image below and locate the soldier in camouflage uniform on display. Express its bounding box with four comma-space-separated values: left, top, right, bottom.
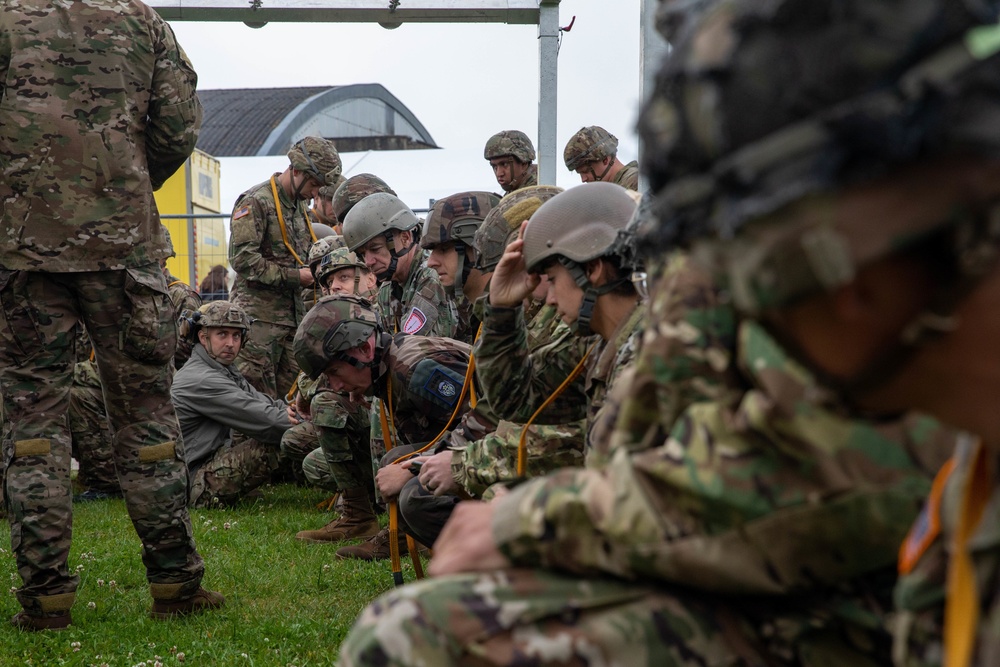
228, 136, 342, 399
330, 173, 396, 227
339, 1, 993, 663
484, 130, 539, 193
311, 177, 346, 230
301, 232, 346, 313
68, 326, 120, 501
161, 227, 203, 369
421, 191, 501, 344
293, 295, 480, 558
0, 0, 222, 629
563, 125, 640, 191
172, 302, 295, 508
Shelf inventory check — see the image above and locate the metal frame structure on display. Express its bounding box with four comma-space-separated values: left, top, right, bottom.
148, 0, 561, 183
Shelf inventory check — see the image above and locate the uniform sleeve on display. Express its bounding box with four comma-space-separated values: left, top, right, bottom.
404, 271, 458, 338
144, 13, 201, 190
176, 369, 291, 445
228, 194, 300, 288
474, 303, 590, 424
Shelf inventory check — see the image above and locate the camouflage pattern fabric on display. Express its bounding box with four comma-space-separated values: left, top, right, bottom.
563, 126, 619, 171
511, 164, 538, 193
0, 0, 201, 272
229, 176, 314, 396
483, 130, 536, 163
279, 420, 319, 486
612, 160, 640, 191
188, 437, 276, 509
452, 294, 479, 346
0, 266, 204, 614
376, 253, 457, 338
165, 271, 202, 369
69, 360, 119, 495
331, 173, 397, 223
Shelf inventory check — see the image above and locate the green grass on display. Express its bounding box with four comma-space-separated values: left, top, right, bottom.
0, 485, 416, 667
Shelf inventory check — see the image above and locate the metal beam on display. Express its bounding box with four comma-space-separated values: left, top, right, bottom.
536, 0, 558, 185
147, 0, 540, 25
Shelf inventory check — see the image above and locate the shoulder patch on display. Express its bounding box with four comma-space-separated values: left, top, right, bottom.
899, 457, 956, 574
402, 307, 427, 335
233, 206, 250, 220
424, 368, 460, 407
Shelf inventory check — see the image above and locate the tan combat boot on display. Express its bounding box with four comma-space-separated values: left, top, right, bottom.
149, 585, 225, 620
296, 487, 379, 543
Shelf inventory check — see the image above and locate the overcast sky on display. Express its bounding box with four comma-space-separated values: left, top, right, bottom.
167, 0, 644, 216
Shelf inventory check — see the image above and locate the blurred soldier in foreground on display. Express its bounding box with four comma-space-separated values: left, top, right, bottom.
339, 0, 995, 663
563, 125, 639, 190
484, 130, 538, 193
228, 136, 342, 399
0, 0, 222, 630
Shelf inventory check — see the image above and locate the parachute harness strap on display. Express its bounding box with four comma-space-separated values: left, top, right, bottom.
270, 175, 317, 267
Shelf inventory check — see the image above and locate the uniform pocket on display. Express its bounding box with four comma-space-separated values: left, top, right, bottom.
0, 269, 43, 366
122, 266, 176, 364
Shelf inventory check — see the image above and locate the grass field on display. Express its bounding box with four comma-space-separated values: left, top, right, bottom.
0, 484, 412, 667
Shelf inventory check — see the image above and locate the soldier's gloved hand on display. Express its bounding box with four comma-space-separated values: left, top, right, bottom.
418, 451, 457, 496
489, 221, 540, 308
428, 501, 510, 576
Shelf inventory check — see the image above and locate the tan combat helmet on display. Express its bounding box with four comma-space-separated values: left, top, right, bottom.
522, 182, 638, 335
342, 193, 421, 282
473, 186, 563, 272
420, 191, 501, 295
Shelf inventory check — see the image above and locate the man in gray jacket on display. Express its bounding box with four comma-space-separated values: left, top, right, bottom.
172, 302, 296, 508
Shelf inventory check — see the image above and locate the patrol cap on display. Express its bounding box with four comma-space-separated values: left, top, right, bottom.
331, 174, 397, 223
342, 192, 421, 252
637, 0, 1000, 312
293, 295, 380, 379
287, 137, 342, 186
420, 191, 501, 250
522, 182, 638, 273
563, 126, 619, 171
474, 186, 563, 271
484, 130, 536, 163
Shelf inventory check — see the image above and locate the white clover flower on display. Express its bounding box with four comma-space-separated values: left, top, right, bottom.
176, 653, 185, 662
97, 579, 105, 587
87, 602, 96, 610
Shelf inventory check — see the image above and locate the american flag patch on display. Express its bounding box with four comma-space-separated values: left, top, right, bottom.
233, 206, 250, 220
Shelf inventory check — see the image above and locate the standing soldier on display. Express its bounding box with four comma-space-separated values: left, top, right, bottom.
484, 130, 538, 193
0, 0, 222, 630
563, 126, 640, 191
228, 136, 342, 398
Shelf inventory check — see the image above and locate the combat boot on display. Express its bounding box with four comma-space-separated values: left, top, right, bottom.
335, 527, 405, 561
10, 610, 72, 631
296, 487, 378, 543
149, 586, 225, 620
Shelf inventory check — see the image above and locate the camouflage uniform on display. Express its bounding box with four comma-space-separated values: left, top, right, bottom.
376, 254, 457, 338
563, 126, 639, 191
613, 161, 640, 191
68, 359, 119, 496
484, 130, 538, 193
0, 0, 208, 617
165, 271, 202, 369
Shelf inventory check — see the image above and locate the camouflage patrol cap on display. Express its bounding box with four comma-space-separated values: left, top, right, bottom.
420, 191, 501, 250
287, 137, 342, 186
293, 295, 380, 379
522, 182, 637, 273
563, 126, 619, 171
637, 0, 1000, 312
331, 174, 397, 223
474, 186, 563, 271
315, 247, 369, 288
307, 235, 347, 272
342, 193, 421, 252
484, 130, 536, 163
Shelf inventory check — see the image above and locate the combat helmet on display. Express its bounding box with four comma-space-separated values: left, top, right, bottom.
318, 174, 347, 201
178, 300, 253, 346
307, 235, 347, 276
331, 174, 397, 223
293, 295, 385, 381
484, 130, 536, 164
474, 186, 563, 272
312, 222, 337, 240
420, 191, 501, 295
342, 193, 421, 282
563, 126, 619, 174
315, 247, 375, 299
287, 137, 342, 186
522, 182, 638, 335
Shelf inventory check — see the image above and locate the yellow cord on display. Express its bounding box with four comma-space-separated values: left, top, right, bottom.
270, 175, 317, 266
516, 342, 597, 477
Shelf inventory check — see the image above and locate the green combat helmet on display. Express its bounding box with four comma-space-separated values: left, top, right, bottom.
293, 295, 383, 380
563, 126, 619, 174
331, 174, 397, 223
315, 247, 376, 299
420, 191, 501, 295
484, 130, 536, 164
342, 193, 421, 282
177, 300, 253, 345
473, 186, 563, 272
307, 234, 347, 277
287, 136, 342, 186
522, 182, 638, 335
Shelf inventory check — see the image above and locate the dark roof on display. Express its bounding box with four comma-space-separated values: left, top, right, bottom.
196, 84, 438, 157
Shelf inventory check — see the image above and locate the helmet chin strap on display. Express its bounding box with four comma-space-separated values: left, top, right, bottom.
594, 158, 614, 182
291, 170, 312, 201
451, 242, 473, 299
378, 231, 416, 283
369, 332, 392, 395
558, 257, 627, 337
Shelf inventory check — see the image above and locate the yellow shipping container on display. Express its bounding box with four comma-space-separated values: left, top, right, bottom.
153, 149, 227, 289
